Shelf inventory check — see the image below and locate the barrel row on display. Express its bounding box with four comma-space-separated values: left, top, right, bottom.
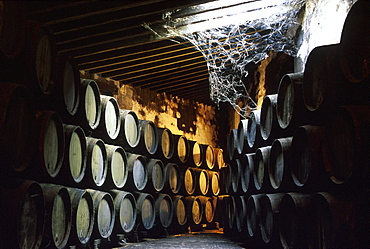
0, 179, 224, 248
219, 191, 370, 248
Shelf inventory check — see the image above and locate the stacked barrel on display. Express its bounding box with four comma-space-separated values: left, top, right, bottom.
0, 12, 224, 249
223, 1, 370, 248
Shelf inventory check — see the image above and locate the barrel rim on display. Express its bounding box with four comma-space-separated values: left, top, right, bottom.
100, 95, 122, 140
155, 193, 174, 228
136, 193, 156, 230
109, 190, 137, 233
80, 79, 102, 130
164, 162, 182, 194
147, 158, 165, 192
105, 144, 128, 189
62, 56, 80, 116
86, 137, 108, 187
120, 109, 140, 148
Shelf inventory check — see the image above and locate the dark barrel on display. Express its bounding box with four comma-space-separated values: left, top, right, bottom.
40, 183, 72, 249
303, 44, 370, 112
86, 189, 115, 239
0, 82, 36, 173
218, 195, 236, 234
109, 190, 137, 234
234, 195, 247, 234
241, 153, 255, 194
253, 146, 271, 192
247, 109, 261, 150
306, 192, 355, 249
277, 72, 309, 132
227, 129, 240, 161
291, 125, 328, 190
339, 0, 370, 83
269, 137, 295, 191
278, 192, 313, 249
104, 144, 128, 189
154, 193, 174, 228
116, 109, 140, 150
94, 95, 121, 141
85, 137, 107, 188
259, 193, 285, 246
322, 105, 370, 190
134, 192, 156, 230
163, 163, 182, 195
156, 127, 175, 161
0, 179, 45, 249
126, 153, 148, 191
34, 110, 65, 179
61, 124, 87, 185
220, 164, 232, 195
260, 94, 278, 142
231, 158, 242, 194
237, 119, 248, 154
146, 158, 165, 192
246, 194, 265, 239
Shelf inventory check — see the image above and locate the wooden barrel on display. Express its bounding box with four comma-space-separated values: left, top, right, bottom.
291, 125, 327, 190
78, 79, 102, 132
33, 25, 59, 96
104, 144, 128, 189
0, 179, 44, 249
173, 135, 190, 164
183, 167, 196, 195
306, 192, 355, 249
227, 129, 239, 161
133, 119, 158, 156
155, 193, 173, 228
126, 153, 148, 191
231, 158, 242, 194
247, 109, 261, 150
117, 109, 140, 150
35, 110, 65, 179
237, 119, 248, 154
194, 168, 210, 196
40, 183, 72, 249
94, 95, 121, 141
185, 196, 203, 226
109, 190, 137, 234
278, 192, 312, 249
241, 153, 255, 194
85, 137, 107, 188
0, 1, 27, 58
208, 171, 220, 196
234, 195, 247, 233
0, 82, 36, 173
86, 189, 115, 239
214, 147, 225, 170
146, 158, 165, 192
189, 140, 204, 167
277, 72, 308, 132
156, 127, 175, 161
217, 195, 236, 233
259, 193, 285, 246
198, 196, 216, 224
163, 163, 182, 195
339, 0, 370, 83
322, 106, 370, 192
303, 44, 370, 112
58, 56, 80, 117
202, 144, 216, 170
61, 124, 87, 185
220, 164, 232, 195
134, 192, 156, 230
246, 194, 265, 238
253, 146, 271, 192
260, 94, 278, 142
66, 188, 94, 246
171, 195, 188, 230
269, 137, 294, 191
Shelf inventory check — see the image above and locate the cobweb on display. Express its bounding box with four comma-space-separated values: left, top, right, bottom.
147, 0, 305, 117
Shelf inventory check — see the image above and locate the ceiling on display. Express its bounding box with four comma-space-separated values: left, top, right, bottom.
22, 0, 222, 104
